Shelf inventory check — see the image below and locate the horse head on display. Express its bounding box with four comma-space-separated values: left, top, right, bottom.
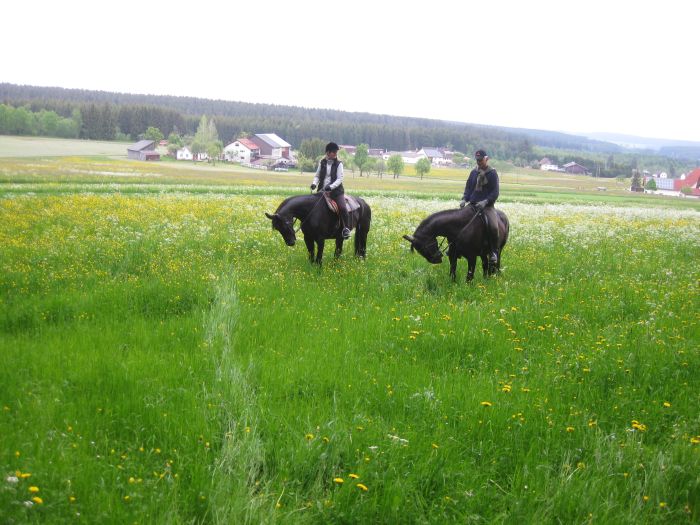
403, 234, 443, 264
265, 212, 296, 246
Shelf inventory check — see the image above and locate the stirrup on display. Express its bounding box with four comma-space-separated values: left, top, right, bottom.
342, 227, 351, 239
488, 252, 498, 263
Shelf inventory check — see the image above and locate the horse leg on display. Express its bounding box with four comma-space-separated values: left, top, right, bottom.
448, 250, 458, 282
481, 254, 489, 278
355, 212, 369, 258
335, 237, 343, 258
315, 239, 325, 265
467, 256, 477, 282
304, 236, 315, 262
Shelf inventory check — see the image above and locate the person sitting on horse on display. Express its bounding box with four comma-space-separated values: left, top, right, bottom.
310, 141, 351, 239
459, 149, 500, 265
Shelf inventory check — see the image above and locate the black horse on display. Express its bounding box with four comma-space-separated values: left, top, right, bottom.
265, 192, 371, 264
403, 205, 509, 282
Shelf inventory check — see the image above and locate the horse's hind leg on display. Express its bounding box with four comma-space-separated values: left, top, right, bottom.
354, 223, 367, 258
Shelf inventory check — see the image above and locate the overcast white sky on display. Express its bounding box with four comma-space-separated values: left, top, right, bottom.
3, 0, 698, 142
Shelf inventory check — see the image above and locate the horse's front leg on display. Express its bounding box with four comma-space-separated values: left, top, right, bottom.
304, 236, 315, 262
448, 250, 458, 282
467, 256, 477, 282
315, 239, 325, 265
481, 253, 489, 277
334, 237, 344, 258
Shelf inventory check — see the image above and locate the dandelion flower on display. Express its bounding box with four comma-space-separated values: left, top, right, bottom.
566, 427, 575, 433
349, 473, 359, 479
631, 420, 647, 432
480, 401, 492, 407
305, 433, 314, 440
29, 486, 40, 493
356, 483, 368, 492
32, 496, 43, 504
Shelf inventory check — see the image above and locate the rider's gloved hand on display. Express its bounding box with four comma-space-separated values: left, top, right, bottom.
310, 184, 316, 190
459, 200, 466, 208
324, 185, 332, 191
475, 199, 488, 211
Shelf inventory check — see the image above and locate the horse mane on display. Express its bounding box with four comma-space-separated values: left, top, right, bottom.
415, 208, 472, 237
274, 193, 319, 214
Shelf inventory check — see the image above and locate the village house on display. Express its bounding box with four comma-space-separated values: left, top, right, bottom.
249, 133, 291, 159
382, 150, 429, 165
127, 140, 160, 161
223, 137, 261, 163
562, 161, 589, 175
645, 168, 700, 197
176, 146, 207, 161
420, 147, 450, 166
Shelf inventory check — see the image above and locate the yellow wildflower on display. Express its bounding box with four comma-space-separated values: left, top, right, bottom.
333, 478, 344, 484
32, 496, 43, 504
356, 483, 368, 492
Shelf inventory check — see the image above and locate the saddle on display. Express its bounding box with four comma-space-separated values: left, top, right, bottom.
322, 193, 361, 214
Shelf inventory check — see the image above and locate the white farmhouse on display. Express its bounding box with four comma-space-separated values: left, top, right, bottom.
224, 137, 261, 163
176, 147, 193, 161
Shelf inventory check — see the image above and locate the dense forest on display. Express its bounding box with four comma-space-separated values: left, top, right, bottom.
1, 82, 697, 177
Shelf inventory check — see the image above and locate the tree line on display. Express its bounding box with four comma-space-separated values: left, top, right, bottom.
1, 83, 696, 177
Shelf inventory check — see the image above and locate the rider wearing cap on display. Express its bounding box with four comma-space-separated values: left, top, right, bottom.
460, 149, 500, 265
311, 142, 351, 239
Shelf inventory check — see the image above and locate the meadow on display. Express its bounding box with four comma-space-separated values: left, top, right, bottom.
1, 145, 699, 523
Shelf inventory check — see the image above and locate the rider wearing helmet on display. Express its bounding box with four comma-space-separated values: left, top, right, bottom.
310, 141, 351, 239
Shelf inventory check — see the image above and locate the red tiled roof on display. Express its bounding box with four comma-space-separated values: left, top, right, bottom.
238, 138, 260, 150
673, 168, 700, 191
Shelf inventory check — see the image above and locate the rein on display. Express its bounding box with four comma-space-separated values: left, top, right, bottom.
292, 192, 327, 233
436, 208, 482, 256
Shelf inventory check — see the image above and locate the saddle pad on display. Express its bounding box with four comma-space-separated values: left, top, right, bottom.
323, 193, 361, 213
345, 195, 361, 212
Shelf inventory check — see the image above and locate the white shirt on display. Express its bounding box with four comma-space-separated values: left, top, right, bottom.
312, 158, 344, 190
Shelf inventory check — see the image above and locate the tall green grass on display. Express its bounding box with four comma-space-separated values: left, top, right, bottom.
1, 186, 698, 523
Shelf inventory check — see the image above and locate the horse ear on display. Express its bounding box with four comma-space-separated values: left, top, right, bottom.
265, 212, 275, 220
403, 234, 415, 243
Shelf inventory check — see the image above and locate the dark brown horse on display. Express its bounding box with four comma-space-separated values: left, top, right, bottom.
403, 205, 509, 282
265, 192, 371, 264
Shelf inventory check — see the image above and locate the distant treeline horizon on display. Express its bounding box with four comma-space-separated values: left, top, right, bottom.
1, 82, 697, 177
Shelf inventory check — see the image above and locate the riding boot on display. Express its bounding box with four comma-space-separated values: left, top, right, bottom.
335, 195, 351, 239
483, 206, 499, 266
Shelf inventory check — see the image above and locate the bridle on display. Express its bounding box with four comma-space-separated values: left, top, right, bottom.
430, 207, 483, 258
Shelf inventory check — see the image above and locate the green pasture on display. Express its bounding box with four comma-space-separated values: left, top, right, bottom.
1, 149, 699, 523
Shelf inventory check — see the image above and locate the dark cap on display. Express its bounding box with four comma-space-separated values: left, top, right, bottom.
475, 149, 487, 160
325, 142, 339, 153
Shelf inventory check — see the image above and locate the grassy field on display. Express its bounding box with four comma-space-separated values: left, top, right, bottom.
0, 136, 130, 158
1, 143, 699, 523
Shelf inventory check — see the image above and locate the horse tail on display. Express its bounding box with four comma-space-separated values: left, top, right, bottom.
354, 200, 371, 257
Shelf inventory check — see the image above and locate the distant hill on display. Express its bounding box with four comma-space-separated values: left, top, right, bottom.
3, 82, 698, 164
494, 127, 624, 154
582, 132, 700, 151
